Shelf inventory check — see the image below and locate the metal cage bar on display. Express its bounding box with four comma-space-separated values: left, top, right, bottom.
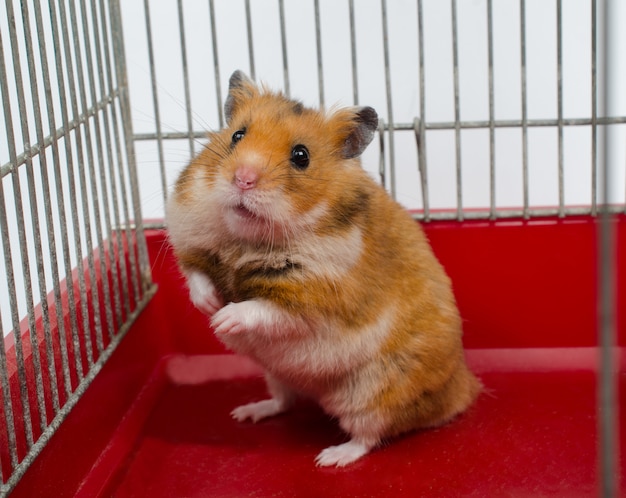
208, 0, 223, 130
278, 0, 290, 98
244, 0, 255, 81
598, 1, 620, 495
176, 0, 195, 159
130, 0, 625, 223
125, 5, 624, 492
450, 0, 462, 220
591, 0, 598, 216
0, 0, 154, 494
520, 0, 529, 219
142, 0, 167, 201
0, 30, 36, 456
556, 0, 565, 218
314, 0, 324, 108
416, 0, 429, 222
380, 0, 396, 199
486, 0, 496, 219
0, 0, 623, 495
348, 0, 359, 106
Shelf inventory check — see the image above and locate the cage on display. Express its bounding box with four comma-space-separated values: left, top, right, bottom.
0, 0, 624, 496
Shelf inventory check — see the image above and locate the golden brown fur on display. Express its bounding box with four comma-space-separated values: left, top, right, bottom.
166, 70, 480, 467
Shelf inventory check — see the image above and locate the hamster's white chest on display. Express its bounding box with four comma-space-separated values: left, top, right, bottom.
217, 301, 394, 386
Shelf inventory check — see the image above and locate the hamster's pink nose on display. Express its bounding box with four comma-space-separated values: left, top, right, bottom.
234, 166, 258, 190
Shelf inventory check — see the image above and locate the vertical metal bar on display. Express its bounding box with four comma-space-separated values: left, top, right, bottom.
314, 0, 324, 107
176, 0, 195, 157
91, 0, 126, 326
208, 0, 223, 127
378, 118, 386, 188
0, 27, 28, 459
520, 0, 529, 219
0, 309, 18, 472
0, 198, 32, 459
90, 1, 107, 104
99, 0, 133, 321
348, 0, 359, 105
278, 0, 290, 96
58, 0, 105, 357
417, 0, 430, 221
591, 0, 598, 216
451, 0, 463, 221
36, 0, 85, 382
0, 349, 16, 483
33, 0, 76, 396
67, 0, 110, 351
556, 0, 565, 217
598, 2, 619, 495
5, 0, 53, 425
110, 0, 152, 296
244, 0, 256, 80
414, 117, 430, 220
48, 0, 96, 368
142, 0, 167, 201
87, 0, 122, 334
487, 0, 496, 219
110, 5, 141, 309
105, 0, 152, 320
19, 0, 74, 401
72, 0, 118, 350
381, 0, 396, 200
0, 179, 34, 449
20, 1, 64, 411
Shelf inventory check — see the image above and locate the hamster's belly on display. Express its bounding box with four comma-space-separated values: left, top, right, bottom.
221, 306, 395, 394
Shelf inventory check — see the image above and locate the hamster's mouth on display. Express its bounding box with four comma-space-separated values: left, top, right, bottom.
233, 203, 260, 221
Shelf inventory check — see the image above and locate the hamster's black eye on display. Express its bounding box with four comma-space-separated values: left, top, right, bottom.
291, 144, 309, 170
231, 129, 246, 145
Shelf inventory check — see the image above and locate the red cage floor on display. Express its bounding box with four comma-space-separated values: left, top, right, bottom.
9, 216, 626, 497
101, 351, 625, 497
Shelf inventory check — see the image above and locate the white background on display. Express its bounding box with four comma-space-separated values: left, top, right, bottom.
120, 0, 626, 218
1, 0, 625, 335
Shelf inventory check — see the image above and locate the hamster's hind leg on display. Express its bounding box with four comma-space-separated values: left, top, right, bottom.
315, 411, 384, 467
231, 373, 296, 423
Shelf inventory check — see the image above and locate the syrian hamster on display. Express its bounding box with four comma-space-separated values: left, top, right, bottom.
165, 70, 481, 467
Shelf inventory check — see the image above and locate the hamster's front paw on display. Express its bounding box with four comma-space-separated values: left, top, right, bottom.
211, 300, 268, 336
187, 271, 223, 316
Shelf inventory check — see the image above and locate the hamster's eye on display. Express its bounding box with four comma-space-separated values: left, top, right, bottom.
231, 129, 246, 145
290, 144, 310, 170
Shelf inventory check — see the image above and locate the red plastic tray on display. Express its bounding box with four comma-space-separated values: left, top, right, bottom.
9, 216, 626, 497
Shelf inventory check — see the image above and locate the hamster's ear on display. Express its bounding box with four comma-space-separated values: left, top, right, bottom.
341, 107, 379, 159
224, 70, 255, 124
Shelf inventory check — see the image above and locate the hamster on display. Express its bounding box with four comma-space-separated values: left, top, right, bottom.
165, 70, 481, 467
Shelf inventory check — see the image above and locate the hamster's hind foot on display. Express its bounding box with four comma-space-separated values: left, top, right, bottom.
315, 439, 373, 467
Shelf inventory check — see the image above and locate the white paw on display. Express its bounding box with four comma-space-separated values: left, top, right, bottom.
187, 272, 223, 316
231, 398, 287, 423
211, 300, 275, 336
315, 440, 371, 467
